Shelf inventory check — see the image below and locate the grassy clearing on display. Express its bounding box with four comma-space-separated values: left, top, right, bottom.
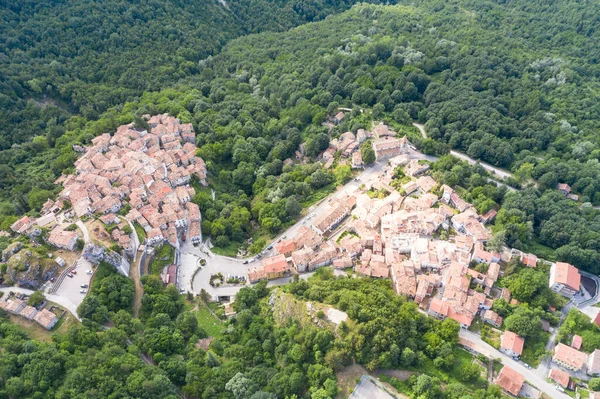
210, 242, 240, 257
481, 324, 501, 349
402, 347, 488, 391
194, 303, 224, 339
133, 222, 146, 242
522, 238, 556, 262
149, 244, 174, 275
7, 308, 78, 342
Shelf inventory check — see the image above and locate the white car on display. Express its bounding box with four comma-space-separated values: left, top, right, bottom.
80, 289, 88, 294
86, 269, 93, 275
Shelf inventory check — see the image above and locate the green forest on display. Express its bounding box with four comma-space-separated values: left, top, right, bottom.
1, 268, 511, 399
3, 0, 599, 270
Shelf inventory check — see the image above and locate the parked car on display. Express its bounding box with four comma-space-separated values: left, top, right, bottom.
267, 245, 273, 250
67, 273, 74, 278
50, 277, 56, 283
86, 269, 93, 275
80, 289, 87, 294
243, 260, 248, 264
71, 269, 77, 274
80, 284, 88, 288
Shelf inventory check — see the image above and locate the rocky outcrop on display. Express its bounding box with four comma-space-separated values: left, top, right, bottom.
2, 241, 22, 262
83, 243, 130, 276
5, 249, 58, 289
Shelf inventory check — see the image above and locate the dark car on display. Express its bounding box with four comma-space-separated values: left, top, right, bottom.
67, 273, 74, 278
50, 277, 56, 283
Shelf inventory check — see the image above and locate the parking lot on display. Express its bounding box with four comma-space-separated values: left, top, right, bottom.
53, 256, 94, 309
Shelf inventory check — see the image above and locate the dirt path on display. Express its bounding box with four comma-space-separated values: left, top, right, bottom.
130, 254, 145, 318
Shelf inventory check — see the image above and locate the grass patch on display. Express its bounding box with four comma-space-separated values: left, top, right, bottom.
493, 358, 503, 375
133, 222, 146, 242
521, 238, 556, 262
211, 241, 240, 257
194, 303, 224, 339
149, 244, 175, 275
378, 375, 412, 397
481, 324, 501, 349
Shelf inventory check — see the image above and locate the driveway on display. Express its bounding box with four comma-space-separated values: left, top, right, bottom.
458, 329, 571, 399
0, 286, 81, 321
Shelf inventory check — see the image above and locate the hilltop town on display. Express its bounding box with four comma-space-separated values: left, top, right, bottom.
243, 117, 600, 399
2, 115, 600, 399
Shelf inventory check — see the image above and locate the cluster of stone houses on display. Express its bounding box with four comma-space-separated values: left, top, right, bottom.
319, 122, 410, 170
250, 148, 584, 340
0, 297, 59, 330
43, 114, 207, 250
494, 328, 600, 396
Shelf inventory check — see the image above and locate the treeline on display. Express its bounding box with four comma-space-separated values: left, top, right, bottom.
0, 0, 390, 150
2, 0, 600, 265
1, 269, 501, 398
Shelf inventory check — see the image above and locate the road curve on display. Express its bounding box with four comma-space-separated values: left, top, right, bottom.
412, 123, 514, 180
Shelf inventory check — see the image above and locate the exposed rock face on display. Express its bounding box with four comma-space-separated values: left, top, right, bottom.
5, 249, 58, 289
2, 241, 22, 262
83, 243, 130, 276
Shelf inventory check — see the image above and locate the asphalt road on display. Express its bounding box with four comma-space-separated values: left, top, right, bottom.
0, 286, 81, 321
459, 329, 571, 399
413, 123, 514, 180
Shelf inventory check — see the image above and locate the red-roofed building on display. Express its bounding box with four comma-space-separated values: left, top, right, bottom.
500, 331, 524, 358
550, 262, 581, 298
496, 366, 524, 397
276, 239, 296, 257
572, 335, 583, 350
557, 183, 571, 195
553, 343, 587, 371
521, 253, 538, 268
482, 309, 503, 328
549, 368, 572, 389
262, 254, 291, 280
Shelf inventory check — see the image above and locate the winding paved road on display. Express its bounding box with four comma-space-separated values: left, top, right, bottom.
413, 123, 514, 180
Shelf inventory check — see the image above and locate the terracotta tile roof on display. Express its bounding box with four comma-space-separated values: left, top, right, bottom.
553, 262, 581, 291
572, 335, 582, 350
549, 368, 570, 388
262, 254, 289, 274
501, 331, 524, 355
554, 343, 586, 370
276, 239, 296, 255
496, 366, 524, 396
